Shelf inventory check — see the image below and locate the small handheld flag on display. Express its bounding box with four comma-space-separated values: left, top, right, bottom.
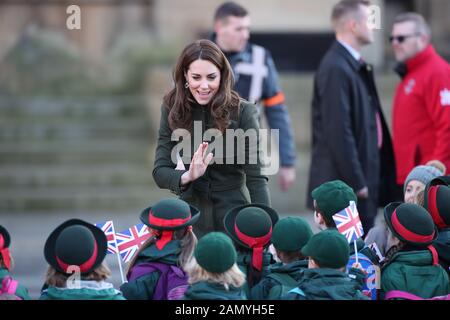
369, 242, 385, 263
116, 223, 151, 263
95, 220, 125, 283
332, 201, 364, 243
95, 221, 118, 254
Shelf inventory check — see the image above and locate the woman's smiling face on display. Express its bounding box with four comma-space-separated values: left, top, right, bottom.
186, 59, 221, 105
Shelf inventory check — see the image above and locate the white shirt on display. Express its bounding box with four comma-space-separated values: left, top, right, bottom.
338, 40, 361, 62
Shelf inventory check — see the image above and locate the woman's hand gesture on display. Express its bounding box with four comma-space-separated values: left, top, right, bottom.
180, 142, 213, 186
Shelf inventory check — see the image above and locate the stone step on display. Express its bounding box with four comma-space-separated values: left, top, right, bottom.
0, 186, 172, 212
0, 139, 152, 165
0, 95, 146, 118
0, 154, 150, 165
0, 118, 150, 141
0, 164, 155, 188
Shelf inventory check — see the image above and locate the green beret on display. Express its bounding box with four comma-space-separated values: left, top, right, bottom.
312, 180, 357, 220
195, 232, 237, 273
224, 204, 279, 249
271, 217, 313, 252
301, 229, 349, 269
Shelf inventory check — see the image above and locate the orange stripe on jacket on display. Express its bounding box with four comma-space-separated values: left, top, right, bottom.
263, 92, 285, 107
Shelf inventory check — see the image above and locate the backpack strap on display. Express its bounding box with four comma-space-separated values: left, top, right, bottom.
128, 262, 171, 281
427, 245, 439, 266
385, 290, 423, 300
288, 287, 305, 297
1, 276, 18, 295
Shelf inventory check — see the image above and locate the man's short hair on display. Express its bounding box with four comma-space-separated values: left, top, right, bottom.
331, 0, 370, 27
394, 12, 431, 38
214, 1, 248, 22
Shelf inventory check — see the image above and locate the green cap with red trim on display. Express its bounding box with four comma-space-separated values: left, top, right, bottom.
140, 198, 200, 250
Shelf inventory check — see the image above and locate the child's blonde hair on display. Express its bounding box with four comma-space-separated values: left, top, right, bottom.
127, 227, 197, 273
185, 257, 246, 290
415, 189, 425, 207
44, 262, 111, 288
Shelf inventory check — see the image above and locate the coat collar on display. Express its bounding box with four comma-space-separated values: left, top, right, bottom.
337, 40, 361, 61
332, 40, 364, 72
405, 44, 436, 72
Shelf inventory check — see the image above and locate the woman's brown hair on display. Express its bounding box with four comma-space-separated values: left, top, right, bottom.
163, 39, 240, 133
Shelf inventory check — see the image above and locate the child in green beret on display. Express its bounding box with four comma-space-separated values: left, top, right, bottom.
183, 232, 246, 300
381, 202, 449, 299
250, 217, 312, 300
120, 198, 199, 300
223, 204, 279, 296
311, 180, 380, 264
0, 225, 31, 300
40, 219, 125, 300
283, 230, 369, 300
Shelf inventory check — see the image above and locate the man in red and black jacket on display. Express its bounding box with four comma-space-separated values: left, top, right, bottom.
390, 13, 450, 186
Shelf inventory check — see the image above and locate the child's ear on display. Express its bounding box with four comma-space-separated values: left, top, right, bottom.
316, 212, 326, 225
308, 258, 319, 269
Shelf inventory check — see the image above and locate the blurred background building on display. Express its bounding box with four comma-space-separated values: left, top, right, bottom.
0, 0, 449, 297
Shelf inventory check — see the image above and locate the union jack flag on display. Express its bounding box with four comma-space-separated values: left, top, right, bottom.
116, 223, 151, 263
332, 201, 364, 243
94, 221, 118, 254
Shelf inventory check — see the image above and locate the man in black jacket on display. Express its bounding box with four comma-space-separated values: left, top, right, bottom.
307, 0, 399, 233
212, 2, 297, 192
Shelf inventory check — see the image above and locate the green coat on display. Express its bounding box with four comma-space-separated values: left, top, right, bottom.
236, 249, 273, 297
381, 249, 449, 299
434, 228, 450, 277
0, 268, 31, 300
39, 281, 125, 300
249, 260, 308, 300
153, 101, 270, 237
183, 281, 246, 300
120, 240, 181, 300
283, 268, 369, 300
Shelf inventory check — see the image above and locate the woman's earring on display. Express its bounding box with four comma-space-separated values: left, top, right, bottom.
184, 82, 189, 89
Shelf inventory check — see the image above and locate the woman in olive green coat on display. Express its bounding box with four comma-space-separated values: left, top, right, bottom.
153, 39, 270, 238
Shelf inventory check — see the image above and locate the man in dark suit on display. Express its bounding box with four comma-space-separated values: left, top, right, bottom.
307, 0, 399, 233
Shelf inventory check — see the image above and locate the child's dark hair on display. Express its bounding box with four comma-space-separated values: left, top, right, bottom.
383, 242, 405, 266
236, 245, 272, 288
316, 209, 337, 228
276, 249, 306, 264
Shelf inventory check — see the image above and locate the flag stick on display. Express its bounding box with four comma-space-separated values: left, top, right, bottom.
116, 252, 126, 284
110, 221, 126, 284
354, 240, 359, 265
